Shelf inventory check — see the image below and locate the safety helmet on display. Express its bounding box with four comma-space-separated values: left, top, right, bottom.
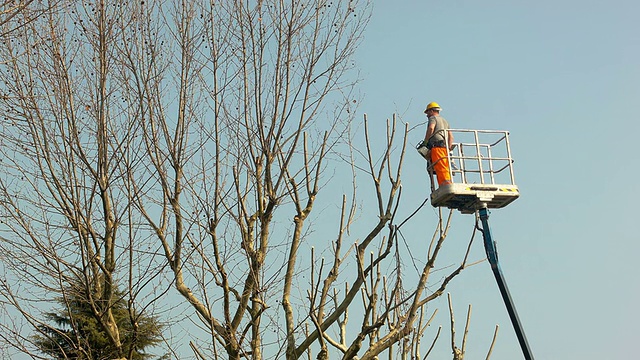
424, 101, 441, 113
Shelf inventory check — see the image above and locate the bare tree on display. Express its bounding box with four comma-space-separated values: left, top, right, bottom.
0, 0, 36, 33
0, 1, 484, 359
0, 0, 62, 38
0, 0, 170, 358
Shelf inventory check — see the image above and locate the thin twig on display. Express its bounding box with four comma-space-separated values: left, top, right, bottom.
423, 325, 441, 360
461, 304, 472, 356
486, 325, 499, 360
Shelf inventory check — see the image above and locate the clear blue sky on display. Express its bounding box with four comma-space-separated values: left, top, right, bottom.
355, 1, 640, 359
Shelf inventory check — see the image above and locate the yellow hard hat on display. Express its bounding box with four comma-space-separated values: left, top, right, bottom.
424, 101, 441, 113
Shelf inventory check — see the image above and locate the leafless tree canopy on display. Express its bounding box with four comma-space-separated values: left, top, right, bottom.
0, 1, 481, 359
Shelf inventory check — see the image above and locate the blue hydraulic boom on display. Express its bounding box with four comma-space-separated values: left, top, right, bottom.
478, 207, 534, 360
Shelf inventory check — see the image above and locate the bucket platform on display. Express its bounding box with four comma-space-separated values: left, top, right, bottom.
419, 129, 519, 214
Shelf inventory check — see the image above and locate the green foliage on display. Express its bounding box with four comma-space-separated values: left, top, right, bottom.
33, 278, 163, 360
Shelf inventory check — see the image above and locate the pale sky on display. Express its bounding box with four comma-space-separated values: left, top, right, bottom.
355, 1, 640, 359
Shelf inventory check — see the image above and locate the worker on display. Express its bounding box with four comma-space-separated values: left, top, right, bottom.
423, 101, 454, 186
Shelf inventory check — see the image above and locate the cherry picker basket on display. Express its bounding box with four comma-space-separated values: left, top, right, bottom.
419, 129, 519, 214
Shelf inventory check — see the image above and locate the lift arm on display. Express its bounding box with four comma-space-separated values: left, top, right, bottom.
478, 207, 535, 360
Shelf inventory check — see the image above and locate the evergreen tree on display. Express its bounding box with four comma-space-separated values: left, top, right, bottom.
33, 277, 163, 360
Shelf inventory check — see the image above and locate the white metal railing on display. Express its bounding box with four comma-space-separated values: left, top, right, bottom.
427, 129, 516, 187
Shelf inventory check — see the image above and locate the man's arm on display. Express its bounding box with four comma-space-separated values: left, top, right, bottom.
424, 122, 436, 143
448, 130, 454, 150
